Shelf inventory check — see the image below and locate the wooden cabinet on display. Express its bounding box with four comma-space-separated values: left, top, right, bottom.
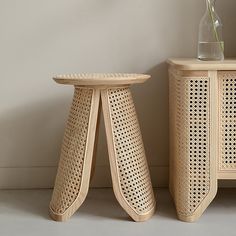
168, 59, 236, 222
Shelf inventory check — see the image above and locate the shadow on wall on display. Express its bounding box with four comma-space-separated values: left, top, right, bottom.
132, 62, 169, 168
0, 96, 70, 167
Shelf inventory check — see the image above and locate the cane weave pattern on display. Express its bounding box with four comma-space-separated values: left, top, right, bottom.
170, 73, 211, 216
107, 87, 155, 214
219, 71, 236, 170
50, 88, 93, 214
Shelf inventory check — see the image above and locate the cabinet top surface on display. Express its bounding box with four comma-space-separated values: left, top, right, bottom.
167, 58, 236, 70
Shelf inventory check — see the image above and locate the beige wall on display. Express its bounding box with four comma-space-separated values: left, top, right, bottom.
0, 0, 236, 188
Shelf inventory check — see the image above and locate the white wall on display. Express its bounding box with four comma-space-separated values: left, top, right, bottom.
0, 0, 236, 188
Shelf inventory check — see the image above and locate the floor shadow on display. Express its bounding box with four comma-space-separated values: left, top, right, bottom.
78, 188, 177, 221
77, 188, 131, 221
154, 188, 177, 220
211, 188, 236, 209
1, 188, 236, 222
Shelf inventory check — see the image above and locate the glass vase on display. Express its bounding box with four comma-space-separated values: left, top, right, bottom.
198, 0, 224, 61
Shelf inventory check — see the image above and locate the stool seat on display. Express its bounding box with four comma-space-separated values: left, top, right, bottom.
53, 73, 150, 86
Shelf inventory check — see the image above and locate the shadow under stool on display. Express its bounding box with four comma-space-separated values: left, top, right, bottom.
49, 73, 156, 222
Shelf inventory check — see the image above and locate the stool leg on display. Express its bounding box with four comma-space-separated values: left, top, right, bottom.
101, 87, 156, 222
90, 99, 101, 181
49, 87, 100, 221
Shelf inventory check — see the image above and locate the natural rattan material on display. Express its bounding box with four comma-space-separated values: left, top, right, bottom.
219, 71, 236, 170
49, 73, 156, 222
169, 71, 211, 220
102, 88, 155, 218
50, 87, 100, 220
168, 59, 236, 222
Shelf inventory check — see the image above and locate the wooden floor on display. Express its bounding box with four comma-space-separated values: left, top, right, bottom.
0, 188, 236, 236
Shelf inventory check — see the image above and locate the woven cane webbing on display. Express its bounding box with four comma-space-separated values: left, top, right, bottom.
50, 88, 93, 214
219, 71, 236, 170
107, 87, 155, 214
170, 72, 211, 216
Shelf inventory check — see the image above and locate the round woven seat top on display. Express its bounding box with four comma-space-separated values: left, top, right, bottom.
53, 73, 150, 86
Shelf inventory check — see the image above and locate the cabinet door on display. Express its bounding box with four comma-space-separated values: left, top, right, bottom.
218, 71, 236, 177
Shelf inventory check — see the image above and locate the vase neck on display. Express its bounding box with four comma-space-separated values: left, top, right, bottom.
206, 0, 216, 11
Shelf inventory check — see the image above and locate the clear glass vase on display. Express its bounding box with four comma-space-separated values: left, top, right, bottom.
198, 0, 224, 61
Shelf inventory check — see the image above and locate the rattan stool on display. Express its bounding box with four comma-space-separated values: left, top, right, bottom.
49, 73, 156, 222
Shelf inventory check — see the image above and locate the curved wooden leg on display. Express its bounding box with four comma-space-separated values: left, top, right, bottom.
174, 165, 217, 222
101, 87, 156, 222
49, 88, 100, 221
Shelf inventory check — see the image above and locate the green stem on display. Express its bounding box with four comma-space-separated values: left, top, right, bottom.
207, 0, 224, 52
